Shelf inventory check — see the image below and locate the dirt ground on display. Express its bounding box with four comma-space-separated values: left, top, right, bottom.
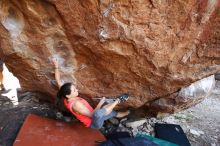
0, 93, 58, 146
175, 89, 220, 146
0, 83, 220, 146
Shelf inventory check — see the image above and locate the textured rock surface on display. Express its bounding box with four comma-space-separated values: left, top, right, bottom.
149, 75, 215, 115
0, 0, 220, 112
0, 0, 76, 101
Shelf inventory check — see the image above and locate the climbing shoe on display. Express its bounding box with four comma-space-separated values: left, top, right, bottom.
116, 93, 129, 103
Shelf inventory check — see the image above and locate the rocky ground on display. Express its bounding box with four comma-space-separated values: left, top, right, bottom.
0, 82, 220, 146
113, 93, 220, 146
112, 81, 220, 146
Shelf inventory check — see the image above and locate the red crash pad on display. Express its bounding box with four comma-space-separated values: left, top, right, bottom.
13, 114, 106, 146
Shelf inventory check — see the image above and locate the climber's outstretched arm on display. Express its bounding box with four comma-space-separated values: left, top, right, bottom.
52, 59, 62, 89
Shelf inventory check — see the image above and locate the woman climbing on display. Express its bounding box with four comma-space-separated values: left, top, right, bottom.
53, 59, 130, 129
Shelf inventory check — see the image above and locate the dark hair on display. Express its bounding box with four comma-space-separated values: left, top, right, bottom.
56, 82, 72, 110
57, 82, 72, 99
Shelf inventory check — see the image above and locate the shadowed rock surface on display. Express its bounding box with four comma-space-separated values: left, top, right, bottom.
0, 0, 220, 113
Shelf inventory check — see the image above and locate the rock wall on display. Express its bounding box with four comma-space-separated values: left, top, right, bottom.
0, 0, 220, 113
0, 0, 76, 100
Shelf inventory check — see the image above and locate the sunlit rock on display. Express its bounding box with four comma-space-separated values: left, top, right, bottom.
150, 75, 215, 115
1, 63, 20, 105
0, 0, 220, 113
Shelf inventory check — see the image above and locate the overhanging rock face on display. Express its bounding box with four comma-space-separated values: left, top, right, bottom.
0, 0, 220, 113
0, 0, 76, 100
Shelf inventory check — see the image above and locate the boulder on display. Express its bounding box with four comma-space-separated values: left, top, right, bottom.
0, 0, 220, 112
150, 75, 215, 114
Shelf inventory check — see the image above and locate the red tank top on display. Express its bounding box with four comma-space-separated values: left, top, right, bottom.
64, 97, 94, 127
